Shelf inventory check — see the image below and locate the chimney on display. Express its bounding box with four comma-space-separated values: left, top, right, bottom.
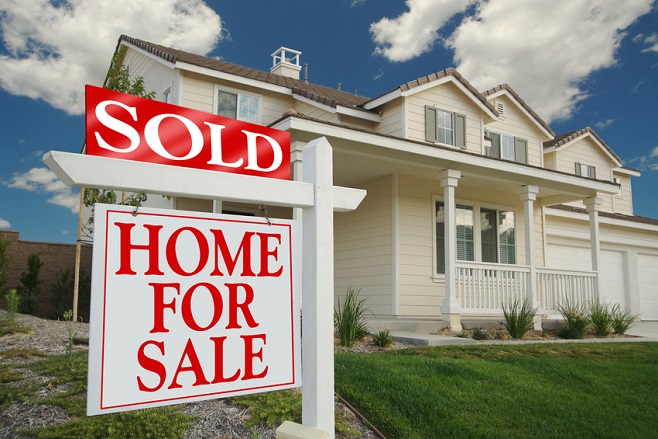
271, 47, 302, 80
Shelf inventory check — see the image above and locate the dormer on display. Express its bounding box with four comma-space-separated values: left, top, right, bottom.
271, 47, 302, 80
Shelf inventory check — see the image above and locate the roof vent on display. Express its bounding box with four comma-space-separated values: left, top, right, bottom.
271, 47, 302, 80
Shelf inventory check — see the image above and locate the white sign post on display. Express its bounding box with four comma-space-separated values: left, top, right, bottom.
45, 136, 366, 437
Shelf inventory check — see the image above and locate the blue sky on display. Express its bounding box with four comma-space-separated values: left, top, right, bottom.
1, 0, 657, 244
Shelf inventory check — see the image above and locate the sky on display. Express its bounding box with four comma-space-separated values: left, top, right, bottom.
0, 0, 657, 244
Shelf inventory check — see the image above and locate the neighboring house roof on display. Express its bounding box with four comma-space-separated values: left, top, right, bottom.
549, 204, 658, 227
362, 68, 499, 120
482, 84, 555, 139
544, 127, 623, 167
117, 35, 372, 112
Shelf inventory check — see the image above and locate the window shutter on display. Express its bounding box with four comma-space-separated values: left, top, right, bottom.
425, 106, 437, 142
575, 163, 582, 176
514, 138, 528, 164
589, 165, 596, 179
455, 113, 466, 149
488, 132, 501, 158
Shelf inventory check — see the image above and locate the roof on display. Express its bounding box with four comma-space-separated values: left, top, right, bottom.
363, 68, 498, 118
549, 204, 658, 227
117, 35, 372, 111
544, 127, 623, 166
482, 84, 555, 138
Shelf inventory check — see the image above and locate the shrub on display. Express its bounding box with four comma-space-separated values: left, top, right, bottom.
49, 268, 75, 320
374, 328, 394, 347
471, 327, 491, 340
557, 299, 590, 339
611, 305, 639, 335
5, 289, 20, 328
334, 287, 370, 347
501, 297, 537, 339
589, 300, 615, 337
17, 252, 43, 315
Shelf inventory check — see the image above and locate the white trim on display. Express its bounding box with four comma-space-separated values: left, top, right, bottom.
614, 167, 641, 177
545, 207, 658, 233
363, 89, 402, 110
336, 106, 380, 122
179, 61, 292, 95
273, 117, 620, 197
392, 173, 400, 316
553, 132, 623, 167
484, 89, 554, 140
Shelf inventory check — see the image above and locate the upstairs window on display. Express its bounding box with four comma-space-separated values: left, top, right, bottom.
217, 89, 260, 123
575, 163, 596, 179
426, 106, 466, 149
485, 130, 528, 164
613, 177, 622, 196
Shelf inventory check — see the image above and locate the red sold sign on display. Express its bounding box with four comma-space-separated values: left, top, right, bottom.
85, 85, 291, 180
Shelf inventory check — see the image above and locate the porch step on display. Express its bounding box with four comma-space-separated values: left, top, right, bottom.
391, 331, 477, 346
366, 317, 446, 334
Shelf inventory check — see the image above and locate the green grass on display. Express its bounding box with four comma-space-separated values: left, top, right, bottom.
335, 343, 658, 439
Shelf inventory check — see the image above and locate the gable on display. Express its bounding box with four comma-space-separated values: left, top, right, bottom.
554, 135, 615, 179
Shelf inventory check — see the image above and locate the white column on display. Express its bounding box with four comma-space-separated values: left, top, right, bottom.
584, 197, 602, 300
301, 137, 335, 437
519, 185, 540, 329
440, 169, 461, 331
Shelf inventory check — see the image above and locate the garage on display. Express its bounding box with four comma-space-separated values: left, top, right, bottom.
638, 253, 658, 320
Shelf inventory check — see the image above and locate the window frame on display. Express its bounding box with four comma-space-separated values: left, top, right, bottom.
425, 106, 466, 149
432, 196, 517, 279
214, 85, 262, 124
575, 162, 596, 179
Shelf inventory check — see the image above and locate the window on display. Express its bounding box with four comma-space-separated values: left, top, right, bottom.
217, 89, 260, 123
425, 106, 466, 148
575, 163, 596, 179
485, 131, 528, 164
435, 200, 516, 274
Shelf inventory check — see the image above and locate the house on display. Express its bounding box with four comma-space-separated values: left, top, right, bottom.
106, 35, 658, 330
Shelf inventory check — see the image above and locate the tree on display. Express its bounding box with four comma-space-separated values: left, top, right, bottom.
18, 252, 43, 315
0, 236, 10, 296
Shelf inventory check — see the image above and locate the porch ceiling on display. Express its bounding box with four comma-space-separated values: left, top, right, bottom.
276, 116, 618, 206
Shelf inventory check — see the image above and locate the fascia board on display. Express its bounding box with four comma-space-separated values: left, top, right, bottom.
121, 41, 175, 69
545, 208, 658, 233
293, 94, 337, 113
614, 167, 641, 177
486, 89, 554, 139
176, 61, 293, 96
336, 106, 381, 122
363, 89, 402, 110
275, 117, 617, 196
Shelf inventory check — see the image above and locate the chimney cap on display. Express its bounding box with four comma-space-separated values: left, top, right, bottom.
271, 47, 302, 79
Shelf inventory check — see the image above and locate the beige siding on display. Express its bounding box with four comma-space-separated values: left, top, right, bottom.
484, 95, 544, 167
125, 49, 179, 103
405, 82, 484, 154
335, 176, 393, 316
375, 99, 404, 137
293, 102, 337, 122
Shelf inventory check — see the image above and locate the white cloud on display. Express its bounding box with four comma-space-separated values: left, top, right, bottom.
0, 0, 222, 115
651, 146, 658, 158
639, 33, 658, 52
370, 0, 474, 62
4, 167, 79, 213
370, 0, 654, 123
594, 119, 615, 129
448, 0, 654, 123
0, 218, 10, 229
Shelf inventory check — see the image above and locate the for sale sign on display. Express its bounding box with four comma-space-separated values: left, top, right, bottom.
87, 204, 300, 416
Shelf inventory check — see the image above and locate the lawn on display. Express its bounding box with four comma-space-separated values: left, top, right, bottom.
335, 342, 658, 439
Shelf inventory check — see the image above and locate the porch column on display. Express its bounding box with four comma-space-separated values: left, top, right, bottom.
519, 185, 541, 329
584, 197, 602, 299
440, 169, 461, 331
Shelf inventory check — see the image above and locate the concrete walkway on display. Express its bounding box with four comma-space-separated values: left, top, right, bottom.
391, 321, 658, 346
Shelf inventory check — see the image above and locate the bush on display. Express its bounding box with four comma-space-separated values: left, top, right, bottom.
590, 300, 615, 337
557, 299, 590, 339
334, 287, 370, 347
501, 297, 537, 339
374, 328, 394, 347
0, 236, 10, 296
611, 305, 639, 335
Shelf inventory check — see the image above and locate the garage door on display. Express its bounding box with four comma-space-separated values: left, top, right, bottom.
638, 253, 658, 320
546, 245, 626, 308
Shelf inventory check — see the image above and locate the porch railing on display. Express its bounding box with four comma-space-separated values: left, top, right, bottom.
536, 268, 597, 314
456, 262, 530, 313
455, 262, 597, 315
